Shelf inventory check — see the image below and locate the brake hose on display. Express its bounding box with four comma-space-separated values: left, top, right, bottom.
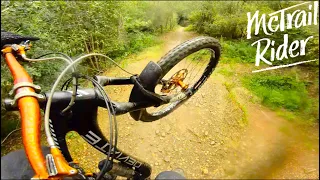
19, 47, 131, 178
35, 53, 76, 94
80, 75, 118, 180
34, 52, 73, 62
61, 77, 73, 91
44, 53, 128, 179
44, 53, 120, 145
22, 54, 78, 114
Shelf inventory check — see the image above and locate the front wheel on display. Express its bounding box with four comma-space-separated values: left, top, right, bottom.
131, 36, 221, 121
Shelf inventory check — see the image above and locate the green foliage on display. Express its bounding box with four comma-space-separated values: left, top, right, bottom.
216, 68, 234, 77
122, 1, 179, 34
187, 1, 263, 39
242, 73, 311, 112
1, 1, 179, 139
186, 1, 319, 67
220, 40, 257, 63
1, 62, 19, 138
126, 33, 158, 54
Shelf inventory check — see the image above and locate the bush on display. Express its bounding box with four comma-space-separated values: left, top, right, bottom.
126, 33, 158, 54
220, 40, 257, 63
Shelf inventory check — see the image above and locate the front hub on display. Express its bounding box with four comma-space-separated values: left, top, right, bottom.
161, 69, 189, 93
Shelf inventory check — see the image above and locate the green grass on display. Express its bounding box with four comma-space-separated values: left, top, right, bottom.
242, 73, 310, 111
224, 82, 248, 126
216, 67, 234, 77
215, 39, 318, 124
242, 72, 318, 123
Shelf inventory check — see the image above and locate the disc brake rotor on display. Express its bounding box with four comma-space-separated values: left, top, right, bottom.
161, 69, 189, 93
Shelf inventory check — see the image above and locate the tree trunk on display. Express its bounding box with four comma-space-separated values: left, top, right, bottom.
90, 34, 100, 70
84, 39, 97, 69
165, 17, 169, 31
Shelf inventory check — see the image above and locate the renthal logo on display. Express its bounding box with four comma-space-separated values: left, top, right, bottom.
81, 131, 142, 168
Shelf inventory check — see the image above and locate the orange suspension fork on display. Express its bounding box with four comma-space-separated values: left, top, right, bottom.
4, 51, 49, 179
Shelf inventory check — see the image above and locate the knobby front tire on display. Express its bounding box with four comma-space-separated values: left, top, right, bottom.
135, 36, 221, 121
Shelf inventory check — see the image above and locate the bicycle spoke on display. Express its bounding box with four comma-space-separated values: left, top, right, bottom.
185, 57, 195, 70
189, 57, 209, 83
185, 59, 201, 84
184, 56, 189, 69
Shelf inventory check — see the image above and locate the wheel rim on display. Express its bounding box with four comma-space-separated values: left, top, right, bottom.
146, 48, 215, 115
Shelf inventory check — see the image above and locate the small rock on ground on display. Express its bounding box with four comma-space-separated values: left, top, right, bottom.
202, 168, 209, 175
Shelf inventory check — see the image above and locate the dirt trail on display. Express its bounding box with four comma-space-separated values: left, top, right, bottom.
67, 27, 318, 179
